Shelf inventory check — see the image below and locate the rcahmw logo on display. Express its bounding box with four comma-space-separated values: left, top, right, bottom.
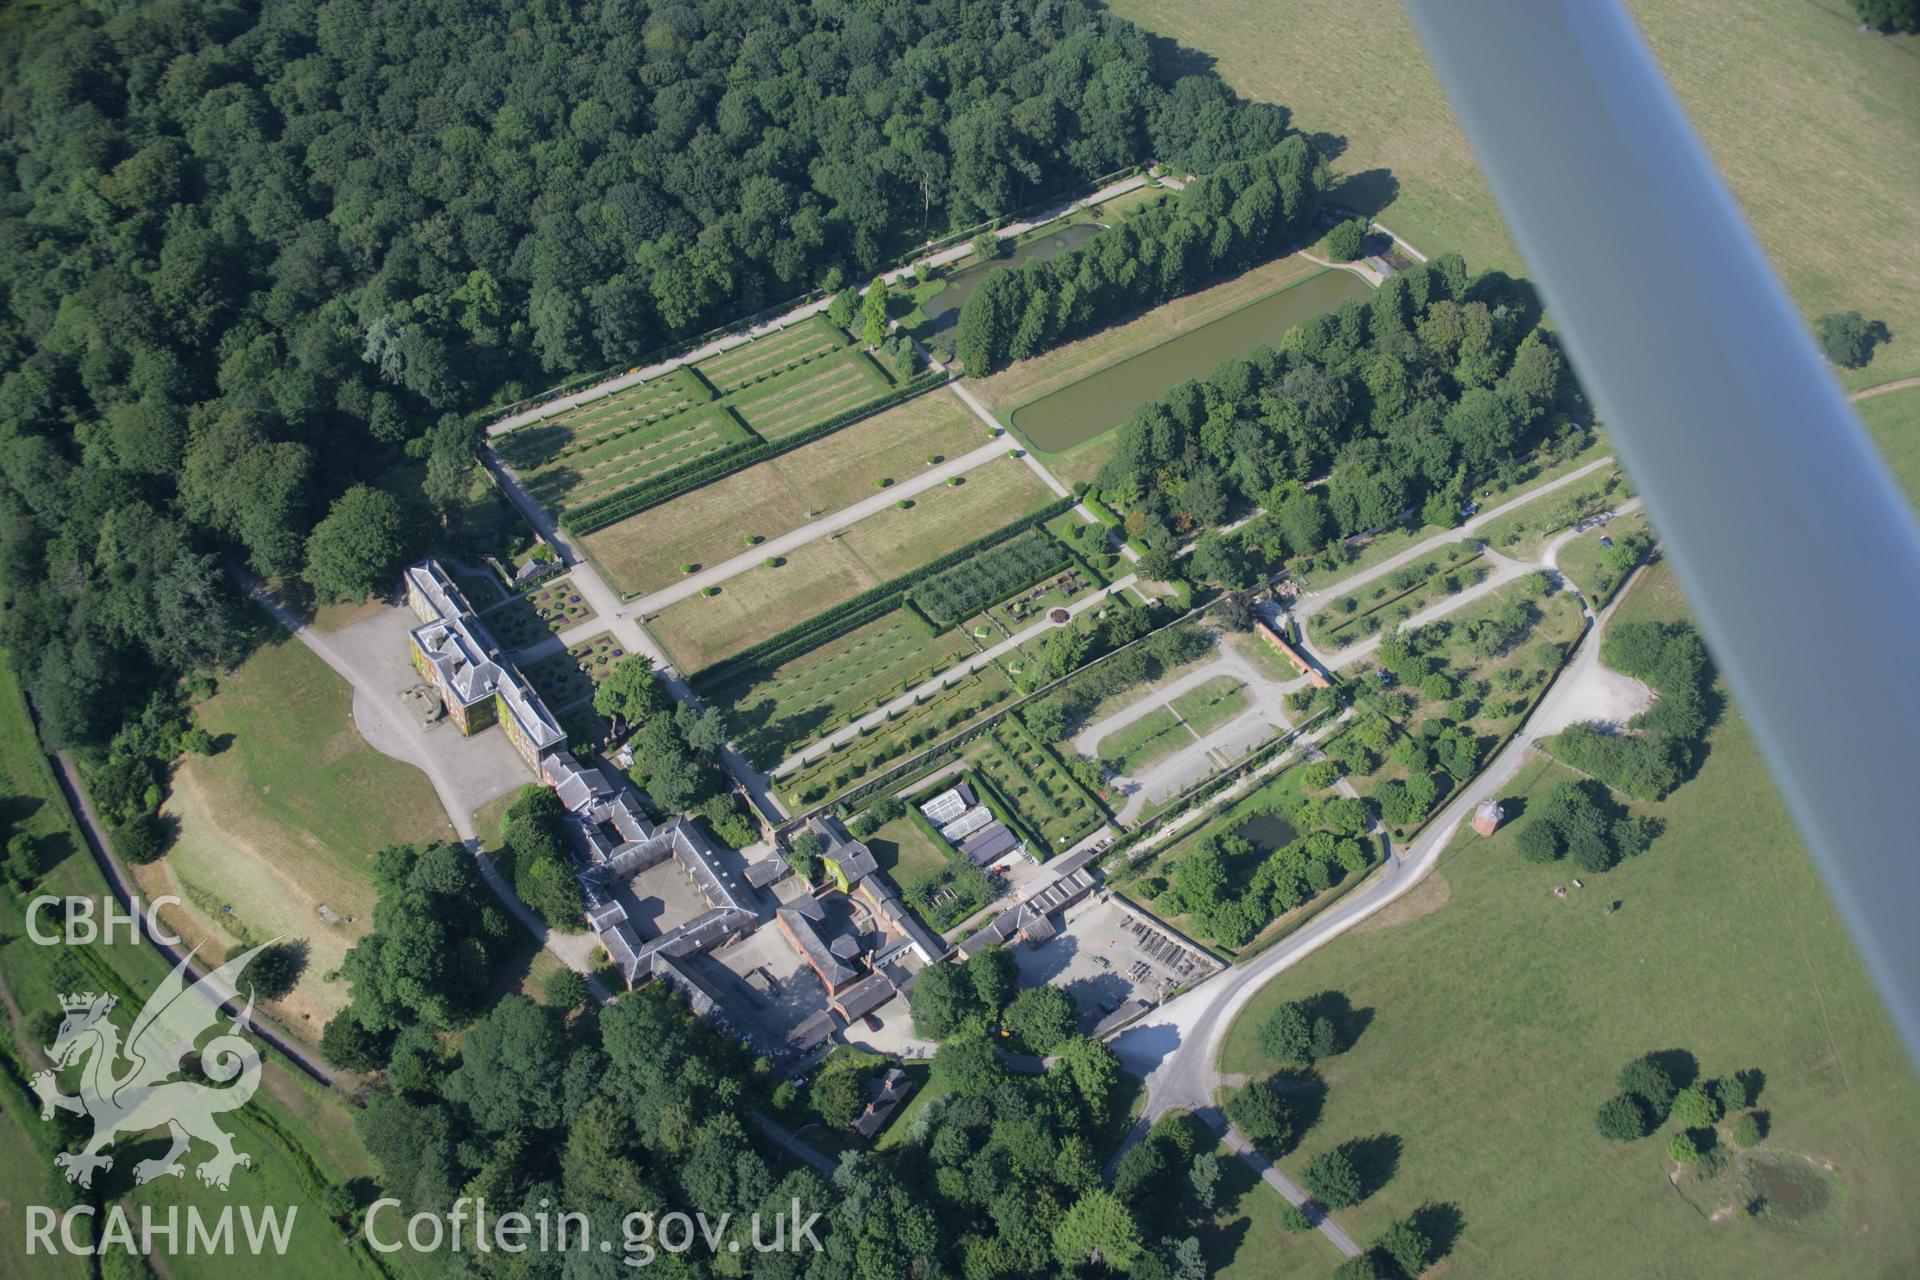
26, 1204, 297, 1258
32, 941, 273, 1190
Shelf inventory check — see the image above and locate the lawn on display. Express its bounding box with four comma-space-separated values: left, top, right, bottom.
966, 253, 1323, 487
1107, 0, 1920, 391
1197, 1140, 1343, 1278
1310, 544, 1485, 651
1856, 384, 1920, 504
1555, 510, 1654, 606
143, 633, 452, 1038
865, 813, 953, 884
1171, 675, 1253, 736
717, 609, 977, 768
581, 387, 988, 597
1214, 563, 1920, 1278
647, 460, 1052, 671
648, 538, 884, 672
509, 398, 750, 513
833, 460, 1055, 579
1097, 706, 1197, 776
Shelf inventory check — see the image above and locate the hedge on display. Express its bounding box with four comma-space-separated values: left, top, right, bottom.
562, 369, 950, 535
694, 495, 1079, 692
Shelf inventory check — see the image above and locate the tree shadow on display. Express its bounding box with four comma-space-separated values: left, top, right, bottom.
1411, 1200, 1466, 1262
1302, 989, 1373, 1054
1272, 1069, 1328, 1154
1331, 168, 1400, 220
1736, 1066, 1767, 1109
1341, 1132, 1402, 1199
1646, 1047, 1700, 1093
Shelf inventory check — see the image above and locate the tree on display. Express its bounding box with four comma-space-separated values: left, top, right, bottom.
1667, 1130, 1700, 1164
113, 813, 165, 865
1258, 1001, 1314, 1066
966, 945, 1017, 1015
909, 961, 980, 1040
1851, 0, 1919, 32
1618, 1056, 1675, 1120
1189, 1150, 1222, 1211
543, 968, 590, 1011
860, 278, 890, 349
784, 829, 822, 882
827, 287, 860, 330
444, 996, 566, 1135
1516, 820, 1562, 864
1053, 1190, 1142, 1272
594, 654, 669, 726
1375, 1219, 1432, 1278
1225, 1080, 1291, 1148
1302, 1148, 1362, 1209
813, 1067, 870, 1130
1325, 218, 1367, 262
304, 486, 407, 603
319, 1012, 387, 1072
1594, 1093, 1649, 1142
1279, 1201, 1313, 1234
247, 943, 305, 1000
1732, 1112, 1762, 1148
5, 832, 44, 886
1003, 984, 1078, 1054
1333, 1256, 1383, 1280
1670, 1083, 1720, 1130
1812, 310, 1882, 367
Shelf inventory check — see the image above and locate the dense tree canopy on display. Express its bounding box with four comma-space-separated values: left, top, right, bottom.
0, 0, 1296, 787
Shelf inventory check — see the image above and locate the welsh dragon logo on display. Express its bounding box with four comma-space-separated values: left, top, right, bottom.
31, 942, 272, 1191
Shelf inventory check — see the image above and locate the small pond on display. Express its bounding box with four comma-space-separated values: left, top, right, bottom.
1011, 267, 1373, 453
919, 223, 1106, 336
1230, 810, 1299, 856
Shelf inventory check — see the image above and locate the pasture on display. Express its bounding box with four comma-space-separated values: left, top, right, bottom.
1216, 563, 1920, 1277
1107, 0, 1920, 391
579, 389, 987, 597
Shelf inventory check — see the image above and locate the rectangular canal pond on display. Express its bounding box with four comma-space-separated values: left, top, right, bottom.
1011, 267, 1373, 453
919, 223, 1105, 337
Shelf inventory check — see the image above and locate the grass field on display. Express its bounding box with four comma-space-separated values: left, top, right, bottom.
141, 635, 452, 1037
580, 389, 988, 596
1170, 675, 1252, 735
646, 459, 1053, 671
1856, 384, 1920, 502
1556, 509, 1654, 605
1215, 563, 1920, 1277
1097, 706, 1197, 776
1108, 0, 1920, 392
720, 610, 977, 768
866, 814, 953, 884
968, 253, 1322, 487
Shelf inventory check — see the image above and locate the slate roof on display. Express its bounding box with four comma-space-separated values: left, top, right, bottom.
405, 561, 565, 753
